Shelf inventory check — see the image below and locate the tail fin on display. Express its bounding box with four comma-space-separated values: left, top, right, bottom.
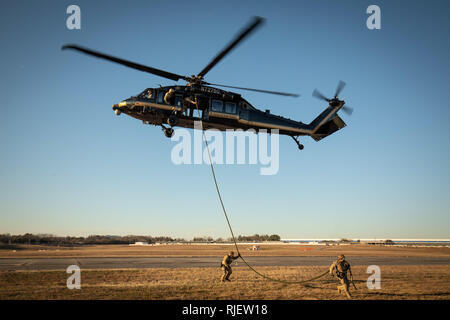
311, 115, 346, 141
308, 106, 346, 141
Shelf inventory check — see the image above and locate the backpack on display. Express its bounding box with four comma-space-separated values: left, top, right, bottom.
335, 260, 350, 278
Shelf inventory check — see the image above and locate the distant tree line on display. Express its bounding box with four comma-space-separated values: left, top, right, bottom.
192, 236, 215, 243
0, 233, 282, 245
237, 234, 281, 242
0, 233, 184, 246
191, 234, 280, 242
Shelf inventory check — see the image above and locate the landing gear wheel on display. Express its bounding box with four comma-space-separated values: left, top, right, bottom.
114, 109, 121, 116
290, 136, 304, 150
167, 115, 178, 126
164, 128, 174, 138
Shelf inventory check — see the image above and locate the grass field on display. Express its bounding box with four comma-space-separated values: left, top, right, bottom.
1, 244, 449, 300
1, 265, 449, 300
1, 243, 450, 258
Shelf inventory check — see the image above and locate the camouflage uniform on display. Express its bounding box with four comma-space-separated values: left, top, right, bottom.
164, 88, 175, 104
329, 254, 353, 299
221, 251, 240, 282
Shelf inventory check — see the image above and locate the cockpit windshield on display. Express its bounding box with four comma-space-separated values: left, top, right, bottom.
239, 98, 256, 110
137, 88, 154, 100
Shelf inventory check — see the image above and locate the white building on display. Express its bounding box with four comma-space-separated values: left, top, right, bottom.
130, 241, 149, 246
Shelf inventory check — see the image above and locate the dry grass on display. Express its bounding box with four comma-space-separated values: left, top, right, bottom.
1, 244, 449, 258
2, 244, 449, 300
1, 265, 449, 300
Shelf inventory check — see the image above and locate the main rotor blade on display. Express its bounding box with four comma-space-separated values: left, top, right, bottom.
61, 44, 188, 82
334, 80, 346, 98
341, 105, 353, 116
197, 16, 265, 79
312, 89, 330, 102
208, 82, 299, 97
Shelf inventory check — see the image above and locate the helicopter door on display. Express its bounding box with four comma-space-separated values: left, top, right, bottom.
174, 95, 187, 116
157, 91, 164, 104
174, 95, 183, 108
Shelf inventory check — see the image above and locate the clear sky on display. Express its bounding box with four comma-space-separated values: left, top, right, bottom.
1, 0, 449, 239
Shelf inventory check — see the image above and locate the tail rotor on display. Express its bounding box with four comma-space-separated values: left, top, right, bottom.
312, 80, 353, 116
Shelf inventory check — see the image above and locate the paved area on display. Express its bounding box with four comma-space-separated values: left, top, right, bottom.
1, 256, 449, 271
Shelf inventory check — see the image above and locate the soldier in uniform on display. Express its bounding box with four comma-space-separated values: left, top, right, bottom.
329, 254, 353, 299
164, 88, 175, 105
221, 251, 240, 282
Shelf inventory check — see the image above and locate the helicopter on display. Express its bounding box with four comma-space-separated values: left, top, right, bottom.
62, 16, 352, 150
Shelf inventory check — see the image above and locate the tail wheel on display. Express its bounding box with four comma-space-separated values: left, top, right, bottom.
290, 135, 304, 150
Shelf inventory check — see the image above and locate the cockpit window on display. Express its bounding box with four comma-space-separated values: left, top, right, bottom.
141, 89, 154, 100
211, 99, 223, 112
137, 89, 153, 100
240, 99, 256, 110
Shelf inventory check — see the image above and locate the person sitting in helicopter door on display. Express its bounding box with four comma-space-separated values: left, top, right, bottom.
164, 88, 175, 104
147, 89, 153, 99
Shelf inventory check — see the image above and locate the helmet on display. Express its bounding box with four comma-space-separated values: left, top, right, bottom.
229, 251, 234, 256
338, 254, 345, 260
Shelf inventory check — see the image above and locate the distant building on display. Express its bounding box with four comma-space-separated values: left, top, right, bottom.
281, 238, 450, 246
130, 241, 149, 246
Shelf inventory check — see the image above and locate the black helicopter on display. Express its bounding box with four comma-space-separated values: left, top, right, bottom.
62, 17, 352, 150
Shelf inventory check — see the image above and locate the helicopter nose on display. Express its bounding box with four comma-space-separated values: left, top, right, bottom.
112, 104, 122, 116
113, 101, 128, 109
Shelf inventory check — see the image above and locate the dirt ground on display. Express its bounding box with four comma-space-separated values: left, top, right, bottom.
1, 265, 449, 300
1, 243, 449, 258
1, 244, 449, 300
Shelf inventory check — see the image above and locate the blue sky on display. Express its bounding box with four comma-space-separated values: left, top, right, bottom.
1, 0, 449, 239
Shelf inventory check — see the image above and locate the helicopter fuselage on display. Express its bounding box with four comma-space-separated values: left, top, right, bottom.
64, 17, 350, 149
112, 85, 346, 144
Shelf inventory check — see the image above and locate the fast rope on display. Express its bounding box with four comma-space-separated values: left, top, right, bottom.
192, 101, 329, 284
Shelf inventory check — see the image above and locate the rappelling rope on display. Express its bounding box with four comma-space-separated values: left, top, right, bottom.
192, 102, 329, 284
